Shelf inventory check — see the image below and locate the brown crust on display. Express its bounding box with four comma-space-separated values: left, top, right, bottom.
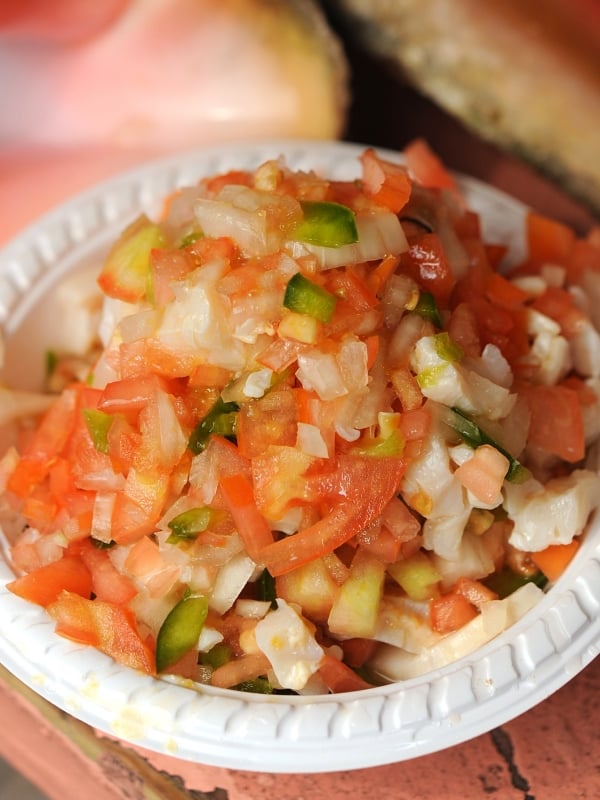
327, 0, 600, 215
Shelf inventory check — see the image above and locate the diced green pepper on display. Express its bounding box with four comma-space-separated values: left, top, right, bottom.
188, 397, 239, 455
291, 200, 358, 248
200, 642, 232, 670
257, 568, 277, 608
91, 537, 115, 550
179, 231, 203, 248
45, 350, 58, 379
414, 291, 443, 328
433, 332, 463, 363
283, 272, 337, 323
387, 550, 441, 601
483, 567, 548, 599
83, 408, 114, 454
447, 407, 531, 483
416, 363, 449, 389
234, 677, 273, 694
167, 507, 214, 543
352, 429, 405, 457
156, 592, 209, 673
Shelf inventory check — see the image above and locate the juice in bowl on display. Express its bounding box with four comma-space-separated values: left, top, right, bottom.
0, 140, 598, 771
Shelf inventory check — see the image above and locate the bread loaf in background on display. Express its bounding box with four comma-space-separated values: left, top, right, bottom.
325, 0, 600, 217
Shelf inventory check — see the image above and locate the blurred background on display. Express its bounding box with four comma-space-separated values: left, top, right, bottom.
0, 0, 598, 244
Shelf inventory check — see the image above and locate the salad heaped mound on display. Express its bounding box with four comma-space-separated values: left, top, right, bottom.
2, 142, 600, 693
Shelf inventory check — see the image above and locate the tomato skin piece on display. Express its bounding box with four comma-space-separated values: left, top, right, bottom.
47, 590, 155, 674
7, 556, 92, 607
258, 455, 406, 576
219, 473, 274, 561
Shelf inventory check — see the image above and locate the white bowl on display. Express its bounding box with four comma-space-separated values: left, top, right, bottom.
0, 140, 598, 773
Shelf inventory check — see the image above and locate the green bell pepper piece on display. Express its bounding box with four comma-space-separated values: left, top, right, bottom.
167, 507, 214, 543
283, 272, 337, 323
188, 397, 239, 455
414, 291, 443, 328
448, 407, 531, 483
83, 409, 114, 454
292, 200, 358, 248
156, 593, 209, 673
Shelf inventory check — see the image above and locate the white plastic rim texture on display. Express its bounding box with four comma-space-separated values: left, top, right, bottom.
0, 140, 598, 774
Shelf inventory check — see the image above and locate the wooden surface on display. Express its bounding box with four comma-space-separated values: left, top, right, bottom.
0, 20, 599, 800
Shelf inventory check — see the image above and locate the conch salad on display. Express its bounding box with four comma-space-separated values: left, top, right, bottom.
1, 141, 600, 694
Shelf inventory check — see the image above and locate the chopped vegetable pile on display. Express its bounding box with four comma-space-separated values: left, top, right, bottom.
1, 141, 600, 694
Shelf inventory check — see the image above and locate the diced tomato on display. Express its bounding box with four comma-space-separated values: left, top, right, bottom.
7, 386, 79, 498
360, 147, 412, 213
124, 535, 163, 577
47, 591, 155, 673
7, 556, 92, 607
252, 444, 318, 520
401, 233, 454, 307
188, 363, 233, 389
210, 652, 272, 689
235, 388, 297, 459
390, 366, 424, 411
446, 302, 481, 358
97, 374, 168, 416
150, 248, 194, 306
381, 495, 421, 542
521, 383, 585, 463
78, 540, 137, 604
340, 638, 378, 669
403, 138, 457, 192
326, 268, 378, 312
565, 237, 600, 282
399, 407, 431, 442
355, 525, 402, 563
485, 272, 528, 310
453, 576, 498, 606
530, 286, 587, 338
430, 591, 479, 634
259, 455, 406, 576
110, 492, 158, 544
526, 211, 575, 266
219, 473, 274, 561
317, 654, 373, 693
530, 539, 580, 582
367, 254, 400, 296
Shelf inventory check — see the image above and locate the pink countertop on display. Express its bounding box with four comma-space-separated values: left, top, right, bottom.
0, 655, 598, 799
